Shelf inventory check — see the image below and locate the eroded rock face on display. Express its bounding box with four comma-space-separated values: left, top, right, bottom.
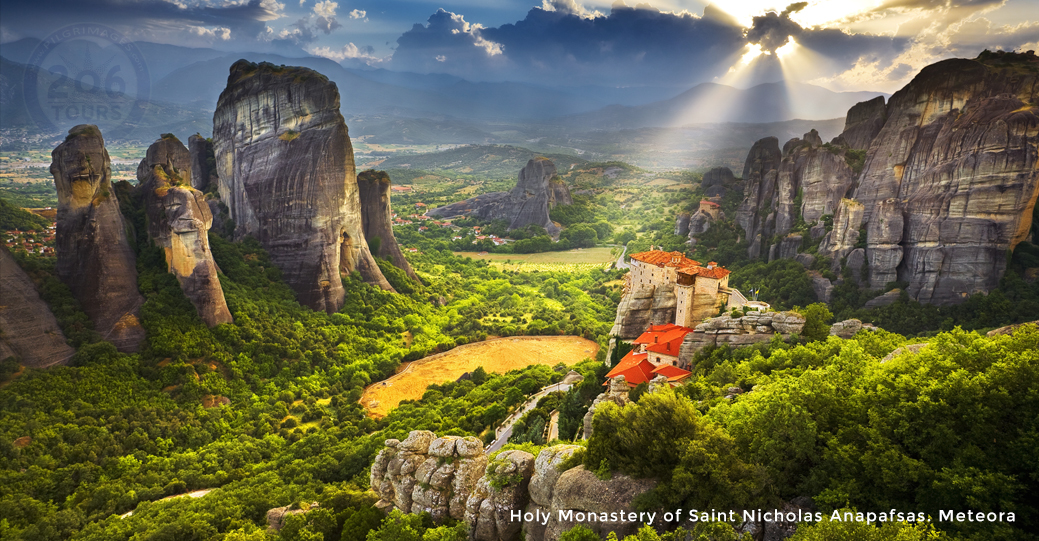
466, 450, 536, 541
188, 134, 213, 191
737, 137, 782, 259
837, 96, 887, 150
843, 54, 1039, 304
137, 135, 232, 327
608, 284, 677, 339
0, 245, 75, 367
427, 158, 571, 236
830, 319, 863, 338
371, 432, 487, 523
50, 125, 145, 352
701, 166, 735, 197
583, 376, 631, 440
213, 60, 391, 312
540, 466, 656, 541
681, 311, 802, 358
357, 170, 420, 283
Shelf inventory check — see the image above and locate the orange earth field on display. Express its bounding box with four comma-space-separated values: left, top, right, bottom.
361, 336, 599, 418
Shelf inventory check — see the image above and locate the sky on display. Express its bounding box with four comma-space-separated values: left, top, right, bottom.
1, 0, 1038, 92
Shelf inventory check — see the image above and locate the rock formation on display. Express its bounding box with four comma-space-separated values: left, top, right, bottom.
679, 311, 805, 357
738, 130, 857, 260
427, 158, 572, 236
371, 431, 656, 541
829, 319, 863, 339
357, 170, 420, 283
833, 53, 1039, 304
835, 96, 886, 150
137, 134, 233, 327
50, 125, 145, 352
213, 60, 392, 313
188, 134, 214, 191
731, 52, 1039, 306
582, 376, 631, 440
370, 431, 488, 523
0, 245, 75, 367
609, 284, 677, 339
701, 166, 736, 198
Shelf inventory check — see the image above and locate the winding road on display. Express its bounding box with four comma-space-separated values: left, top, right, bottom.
485, 381, 572, 454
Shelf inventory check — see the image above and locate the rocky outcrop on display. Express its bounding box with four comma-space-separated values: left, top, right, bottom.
701, 166, 735, 198
810, 272, 833, 303
188, 134, 213, 191
372, 431, 655, 541
680, 311, 804, 357
266, 504, 319, 531
370, 432, 488, 523
739, 131, 857, 260
467, 450, 536, 541
357, 170, 420, 283
50, 125, 145, 352
609, 284, 676, 339
675, 212, 691, 236
213, 60, 392, 313
0, 245, 75, 367
986, 320, 1039, 336
829, 319, 863, 339
582, 376, 631, 440
836, 96, 886, 150
137, 135, 232, 327
427, 158, 571, 236
837, 53, 1039, 304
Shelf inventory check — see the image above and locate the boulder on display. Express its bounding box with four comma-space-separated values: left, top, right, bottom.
541, 467, 656, 541
865, 289, 902, 309
829, 319, 863, 339
810, 272, 833, 303
674, 212, 691, 236
881, 343, 929, 362
50, 125, 145, 352
771, 311, 806, 334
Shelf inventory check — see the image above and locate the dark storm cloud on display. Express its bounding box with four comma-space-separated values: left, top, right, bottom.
746, 2, 806, 52
0, 0, 283, 30
391, 3, 747, 85
389, 2, 909, 87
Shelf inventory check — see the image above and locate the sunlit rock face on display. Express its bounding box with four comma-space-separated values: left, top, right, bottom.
836, 96, 887, 151
213, 60, 392, 313
427, 158, 572, 236
847, 54, 1039, 304
357, 170, 421, 283
137, 135, 233, 327
50, 125, 145, 352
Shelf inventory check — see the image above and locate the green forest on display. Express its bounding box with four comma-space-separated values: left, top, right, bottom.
2, 153, 1038, 541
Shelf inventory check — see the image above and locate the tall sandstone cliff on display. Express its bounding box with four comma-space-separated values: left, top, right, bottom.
0, 245, 75, 367
733, 52, 1039, 305
213, 60, 392, 313
357, 170, 421, 283
427, 158, 572, 236
137, 135, 233, 327
50, 125, 145, 352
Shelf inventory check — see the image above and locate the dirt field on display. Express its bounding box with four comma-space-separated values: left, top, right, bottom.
361, 336, 599, 418
454, 246, 616, 264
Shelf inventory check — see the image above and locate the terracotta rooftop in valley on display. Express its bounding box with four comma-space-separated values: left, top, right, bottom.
605, 351, 655, 386
645, 327, 693, 355
629, 250, 700, 268
651, 364, 692, 383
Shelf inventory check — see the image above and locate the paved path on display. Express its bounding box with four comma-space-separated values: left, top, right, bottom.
119, 489, 214, 518
486, 382, 571, 454
547, 411, 560, 442
614, 245, 629, 269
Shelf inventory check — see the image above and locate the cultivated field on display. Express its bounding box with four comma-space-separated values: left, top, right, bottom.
454, 247, 617, 272
361, 335, 599, 417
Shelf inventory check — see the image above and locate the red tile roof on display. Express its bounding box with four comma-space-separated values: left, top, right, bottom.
651, 364, 692, 383
645, 327, 692, 356
629, 250, 700, 268
677, 266, 731, 279
605, 351, 655, 386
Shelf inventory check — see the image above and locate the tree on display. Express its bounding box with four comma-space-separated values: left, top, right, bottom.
799, 303, 833, 342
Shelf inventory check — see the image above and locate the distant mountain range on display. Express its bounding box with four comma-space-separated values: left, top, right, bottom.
0, 38, 885, 151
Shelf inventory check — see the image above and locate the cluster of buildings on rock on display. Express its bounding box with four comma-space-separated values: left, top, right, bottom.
607, 249, 776, 388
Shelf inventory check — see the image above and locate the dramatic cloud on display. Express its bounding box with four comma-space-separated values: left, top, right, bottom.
391, 9, 505, 75
308, 42, 384, 66
746, 3, 806, 53
312, 0, 341, 34
389, 2, 906, 89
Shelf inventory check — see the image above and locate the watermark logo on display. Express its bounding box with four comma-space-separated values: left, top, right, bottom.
22, 23, 150, 138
